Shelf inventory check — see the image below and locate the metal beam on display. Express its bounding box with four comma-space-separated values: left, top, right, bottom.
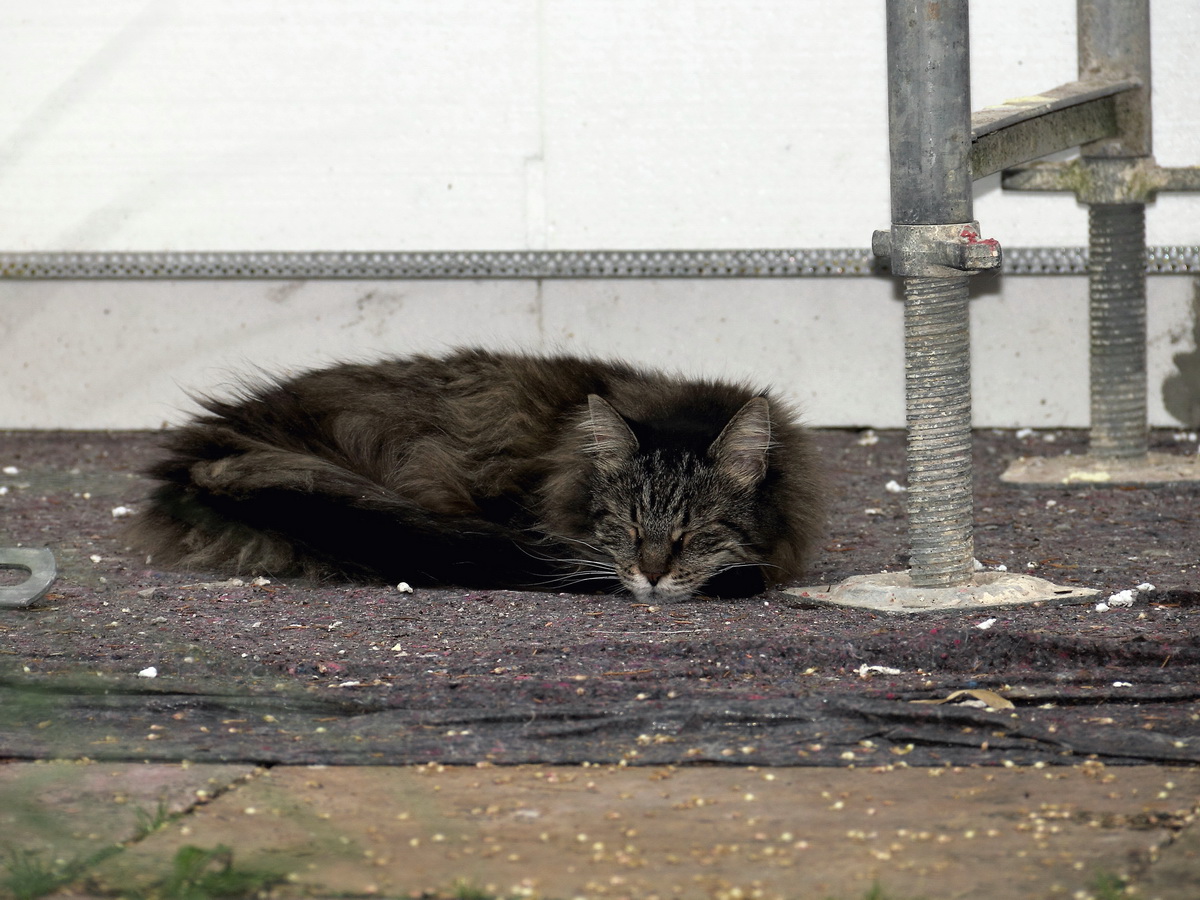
970, 79, 1136, 178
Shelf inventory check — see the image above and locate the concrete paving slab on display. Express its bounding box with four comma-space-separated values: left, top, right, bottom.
73, 763, 1200, 900
1134, 818, 1200, 900
0, 760, 256, 860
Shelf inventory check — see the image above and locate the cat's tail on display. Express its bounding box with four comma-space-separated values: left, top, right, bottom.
124, 441, 541, 586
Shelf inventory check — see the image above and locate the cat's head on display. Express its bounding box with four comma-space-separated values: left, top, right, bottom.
582, 394, 774, 601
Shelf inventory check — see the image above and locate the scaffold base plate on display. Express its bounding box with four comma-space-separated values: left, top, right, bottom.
784, 571, 1099, 615
1000, 451, 1200, 485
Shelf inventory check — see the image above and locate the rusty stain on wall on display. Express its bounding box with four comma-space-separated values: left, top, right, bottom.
1162, 277, 1200, 427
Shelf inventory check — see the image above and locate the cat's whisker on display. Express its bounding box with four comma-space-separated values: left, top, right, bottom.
553, 572, 620, 584
571, 571, 621, 587
563, 538, 608, 557
542, 567, 620, 584
556, 579, 620, 597
514, 545, 562, 565
712, 560, 773, 576
535, 566, 617, 582
539, 532, 610, 560
513, 544, 592, 569
549, 554, 616, 567
514, 539, 610, 567
535, 557, 619, 577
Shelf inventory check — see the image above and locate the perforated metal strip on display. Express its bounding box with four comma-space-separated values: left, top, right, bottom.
0, 247, 1196, 279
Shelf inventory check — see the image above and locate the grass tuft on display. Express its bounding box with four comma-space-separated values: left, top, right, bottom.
132, 798, 177, 840
1, 846, 122, 900
1088, 871, 1130, 900
144, 844, 286, 900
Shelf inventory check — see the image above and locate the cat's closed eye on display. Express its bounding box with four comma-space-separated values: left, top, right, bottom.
670, 531, 688, 554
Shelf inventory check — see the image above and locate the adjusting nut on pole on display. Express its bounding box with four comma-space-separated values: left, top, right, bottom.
872, 222, 1003, 278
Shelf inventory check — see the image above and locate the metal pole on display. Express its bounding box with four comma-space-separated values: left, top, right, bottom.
1003, 1, 1200, 472
885, 2, 973, 226
1080, 0, 1151, 458
1077, 0, 1151, 159
885, 0, 977, 588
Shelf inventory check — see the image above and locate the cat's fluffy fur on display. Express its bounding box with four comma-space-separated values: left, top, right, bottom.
127, 349, 825, 601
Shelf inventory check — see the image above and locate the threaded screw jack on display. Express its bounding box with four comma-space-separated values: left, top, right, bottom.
1088, 203, 1148, 459
904, 275, 975, 588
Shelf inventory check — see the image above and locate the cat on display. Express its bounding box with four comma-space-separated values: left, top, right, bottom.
127, 348, 825, 601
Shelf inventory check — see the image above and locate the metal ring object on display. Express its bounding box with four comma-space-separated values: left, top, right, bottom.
0, 547, 58, 608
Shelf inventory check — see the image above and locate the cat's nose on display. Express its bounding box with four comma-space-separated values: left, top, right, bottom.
641, 568, 665, 585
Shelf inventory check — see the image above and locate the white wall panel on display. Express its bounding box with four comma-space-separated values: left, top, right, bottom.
2, 276, 1194, 430
537, 278, 905, 426
0, 2, 1198, 429
3, 1, 1196, 251
0, 280, 543, 428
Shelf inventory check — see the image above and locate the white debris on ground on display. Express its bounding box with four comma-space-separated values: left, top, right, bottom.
856, 429, 879, 446
975, 618, 997, 630
396, 582, 414, 593
856, 664, 903, 679
2, 465, 18, 475
884, 479, 906, 493
1014, 428, 1060, 442
138, 666, 158, 678
1173, 431, 1200, 454
1095, 583, 1155, 612
110, 505, 133, 518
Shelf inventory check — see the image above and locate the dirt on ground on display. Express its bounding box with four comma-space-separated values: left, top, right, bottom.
1, 427, 1198, 768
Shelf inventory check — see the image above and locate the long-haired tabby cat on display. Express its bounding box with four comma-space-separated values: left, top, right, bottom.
128, 349, 824, 601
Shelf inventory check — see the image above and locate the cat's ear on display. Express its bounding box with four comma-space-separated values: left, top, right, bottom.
584, 395, 638, 471
710, 397, 772, 490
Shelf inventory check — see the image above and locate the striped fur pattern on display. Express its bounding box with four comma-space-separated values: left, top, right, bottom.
127, 349, 825, 601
